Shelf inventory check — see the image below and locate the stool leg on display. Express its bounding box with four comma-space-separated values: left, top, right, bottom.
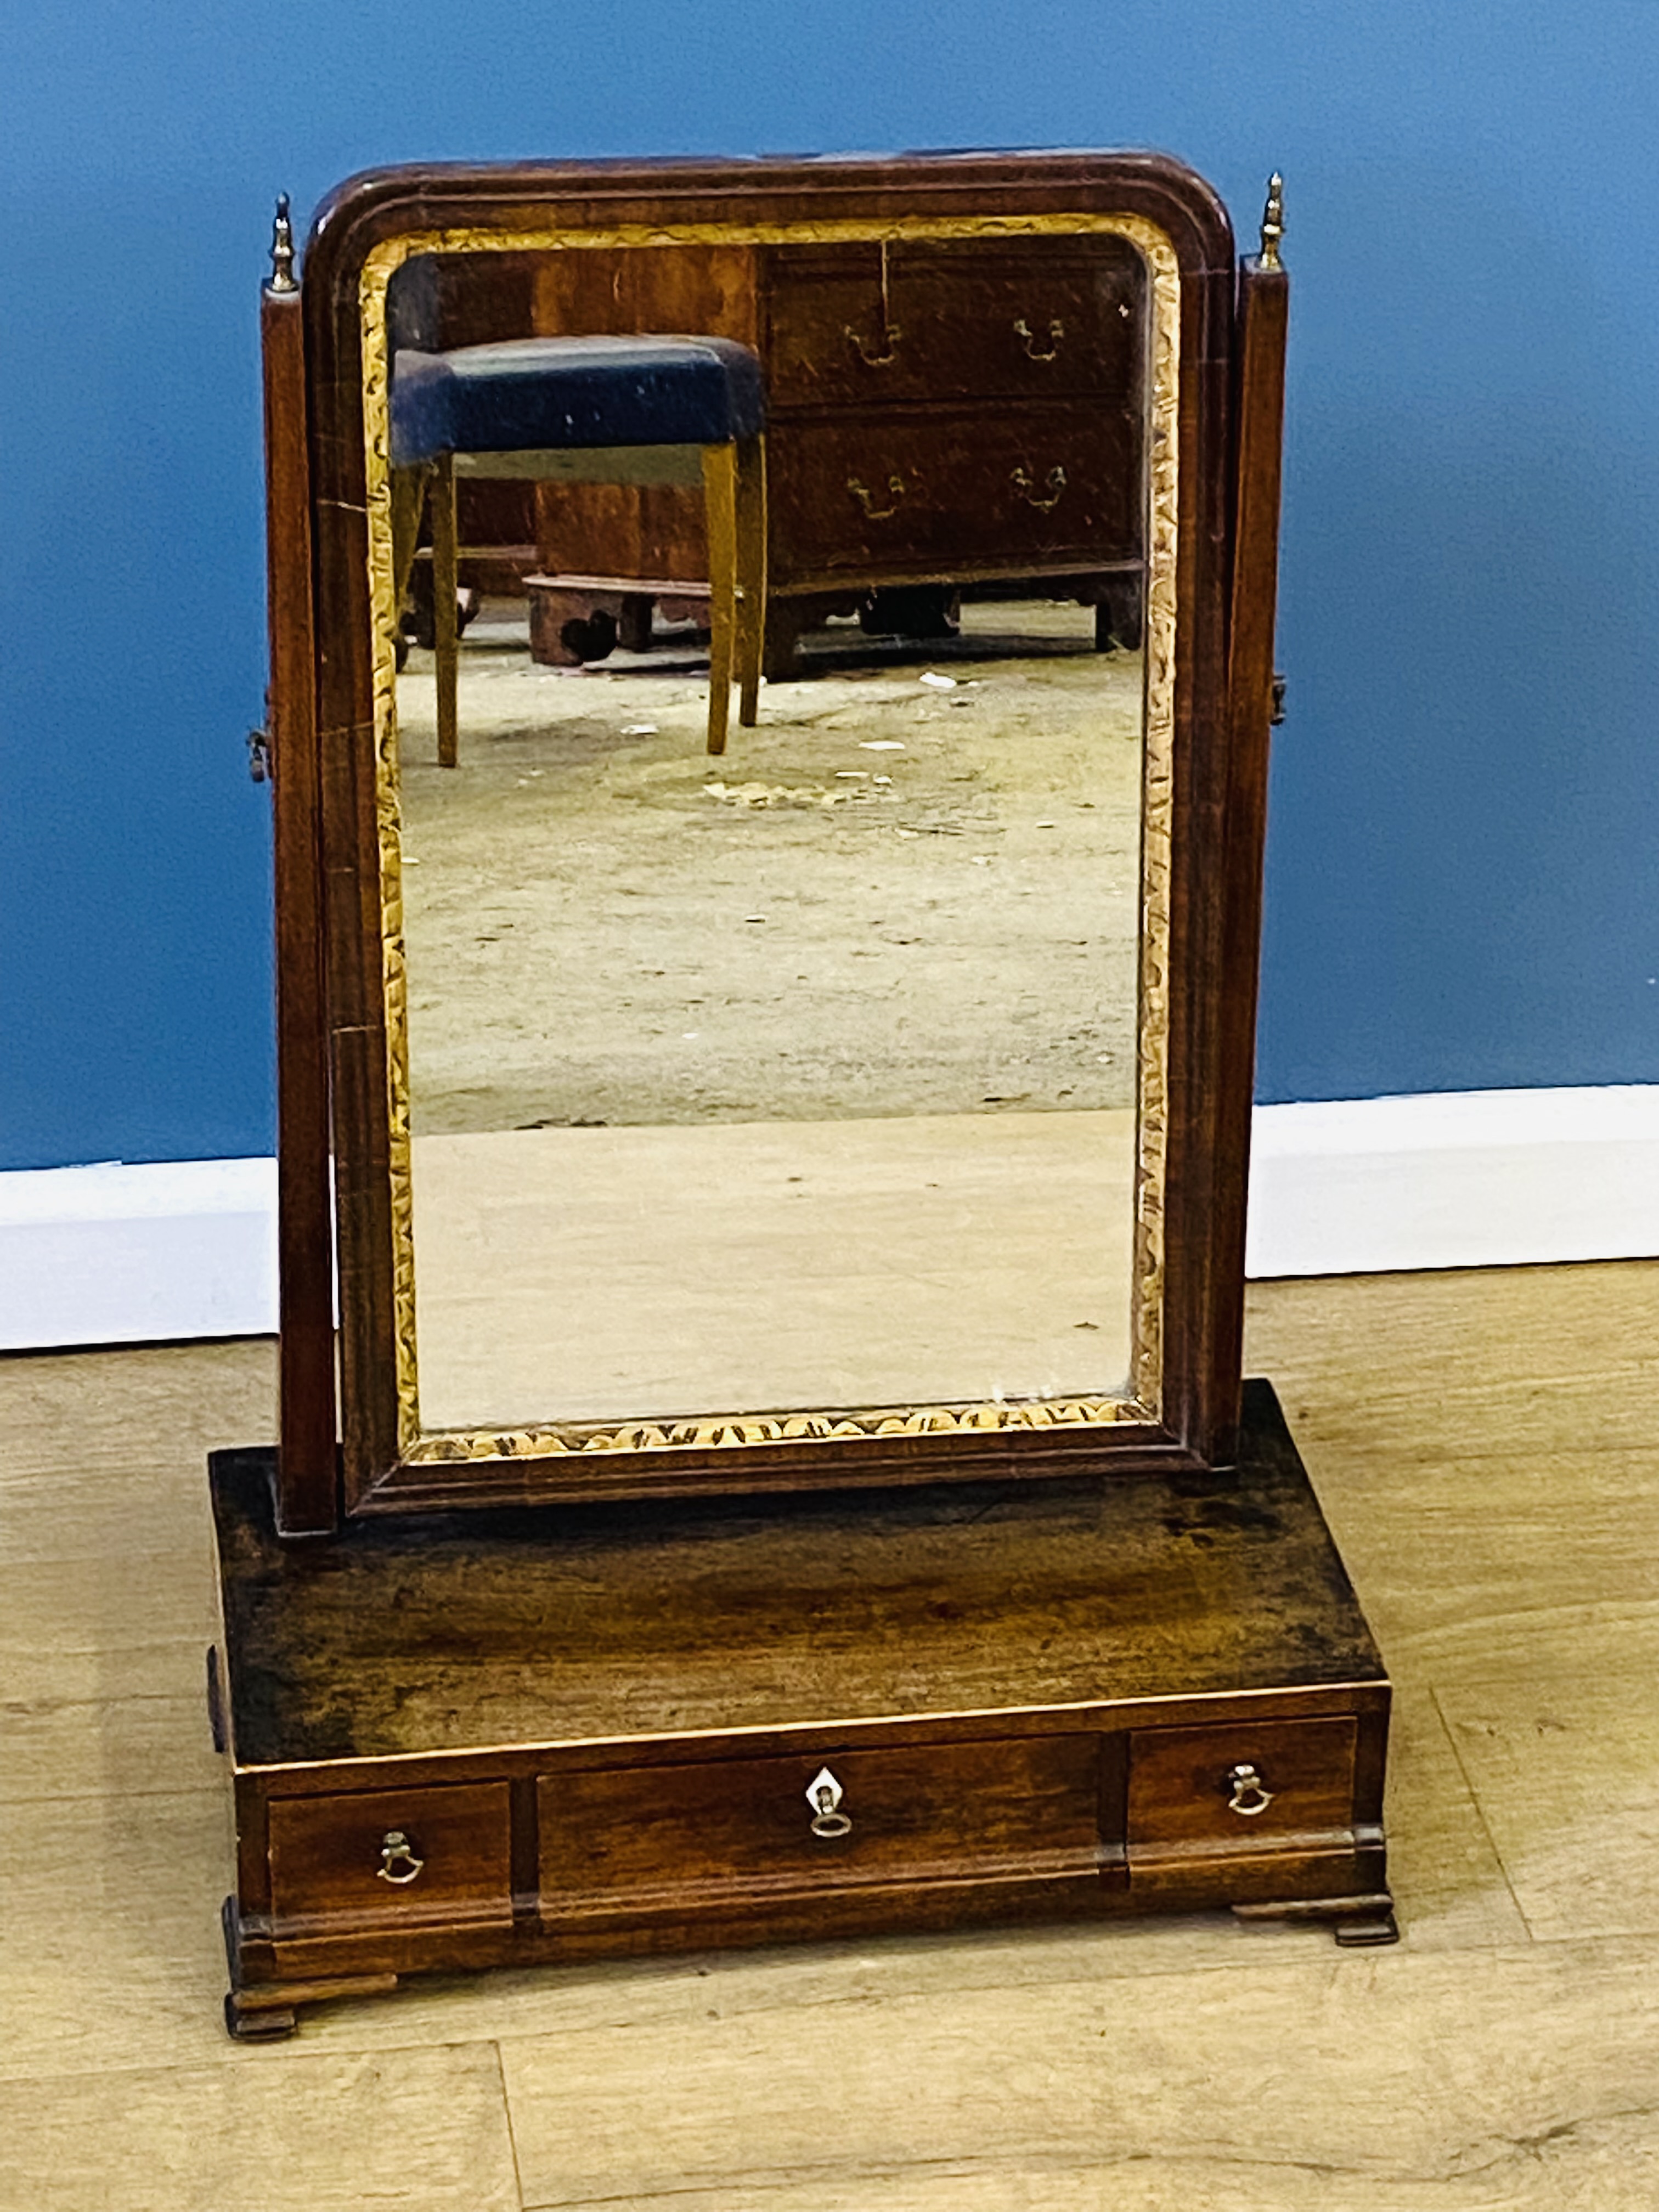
390, 463, 430, 620
735, 433, 766, 727
701, 443, 737, 757
433, 454, 460, 768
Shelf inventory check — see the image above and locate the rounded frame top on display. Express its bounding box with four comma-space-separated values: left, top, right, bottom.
302, 148, 1236, 301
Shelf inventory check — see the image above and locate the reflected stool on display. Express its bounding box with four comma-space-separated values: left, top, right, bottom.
389, 335, 766, 760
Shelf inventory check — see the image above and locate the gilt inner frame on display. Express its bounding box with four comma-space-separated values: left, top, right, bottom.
356, 210, 1181, 1467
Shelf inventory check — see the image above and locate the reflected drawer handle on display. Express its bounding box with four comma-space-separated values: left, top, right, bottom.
848, 474, 906, 522
806, 1765, 853, 1839
1226, 1764, 1276, 1817
1014, 315, 1065, 362
376, 1829, 426, 1883
1011, 465, 1068, 512
845, 321, 902, 368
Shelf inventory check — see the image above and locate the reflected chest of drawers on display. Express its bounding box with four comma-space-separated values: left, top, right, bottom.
524, 234, 1148, 671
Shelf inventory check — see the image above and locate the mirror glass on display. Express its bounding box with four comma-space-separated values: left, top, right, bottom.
379, 228, 1165, 1440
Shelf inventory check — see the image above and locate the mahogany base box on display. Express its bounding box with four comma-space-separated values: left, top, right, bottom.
210, 1379, 1396, 2038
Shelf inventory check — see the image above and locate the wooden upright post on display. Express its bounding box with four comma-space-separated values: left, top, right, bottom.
262, 195, 340, 1535
1207, 176, 1291, 1462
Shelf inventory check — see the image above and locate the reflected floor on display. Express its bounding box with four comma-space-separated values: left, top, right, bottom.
411, 1108, 1135, 1431
396, 600, 1144, 1134
397, 598, 1144, 1430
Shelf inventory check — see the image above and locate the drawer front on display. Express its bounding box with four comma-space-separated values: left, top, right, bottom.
766, 239, 1147, 409
770, 408, 1142, 580
1127, 1719, 1358, 1859
267, 1781, 514, 1936
541, 1735, 1103, 1916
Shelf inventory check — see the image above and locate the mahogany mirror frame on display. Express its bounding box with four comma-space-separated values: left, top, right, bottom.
261, 150, 1287, 1534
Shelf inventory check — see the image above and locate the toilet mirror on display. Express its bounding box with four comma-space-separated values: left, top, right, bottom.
283, 155, 1262, 1515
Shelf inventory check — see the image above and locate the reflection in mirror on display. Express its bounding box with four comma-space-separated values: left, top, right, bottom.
383, 232, 1156, 1437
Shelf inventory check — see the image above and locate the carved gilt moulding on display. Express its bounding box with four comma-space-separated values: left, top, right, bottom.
294, 154, 1251, 1509
357, 211, 1178, 1469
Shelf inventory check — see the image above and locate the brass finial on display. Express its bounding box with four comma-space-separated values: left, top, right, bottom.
1260, 173, 1284, 270
268, 193, 297, 293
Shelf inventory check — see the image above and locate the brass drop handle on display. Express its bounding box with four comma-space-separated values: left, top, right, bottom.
806, 1765, 853, 1838
1011, 465, 1068, 513
376, 1829, 426, 1883
845, 321, 902, 368
847, 236, 902, 366
848, 474, 906, 522
1225, 1764, 1275, 1818
1014, 315, 1065, 362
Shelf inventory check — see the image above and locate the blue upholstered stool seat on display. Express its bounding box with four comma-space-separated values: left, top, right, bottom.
390, 335, 767, 466
390, 330, 766, 760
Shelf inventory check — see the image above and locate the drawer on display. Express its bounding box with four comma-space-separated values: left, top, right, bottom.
1127, 1719, 1358, 1859
766, 239, 1147, 409
769, 407, 1142, 580
540, 1735, 1104, 1917
267, 1781, 513, 1936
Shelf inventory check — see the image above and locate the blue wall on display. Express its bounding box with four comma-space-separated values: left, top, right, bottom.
4, 1, 1657, 1167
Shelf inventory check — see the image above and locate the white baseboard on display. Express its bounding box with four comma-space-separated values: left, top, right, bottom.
1, 1087, 1655, 1351
0, 1158, 278, 1351
1244, 1085, 1659, 1277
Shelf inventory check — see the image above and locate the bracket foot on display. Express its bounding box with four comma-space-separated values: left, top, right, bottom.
1233, 1891, 1400, 1946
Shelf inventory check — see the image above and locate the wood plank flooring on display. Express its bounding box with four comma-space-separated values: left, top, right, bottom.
1, 1261, 1655, 2207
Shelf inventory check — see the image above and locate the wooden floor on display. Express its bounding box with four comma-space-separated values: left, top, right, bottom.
2, 1261, 1656, 2208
